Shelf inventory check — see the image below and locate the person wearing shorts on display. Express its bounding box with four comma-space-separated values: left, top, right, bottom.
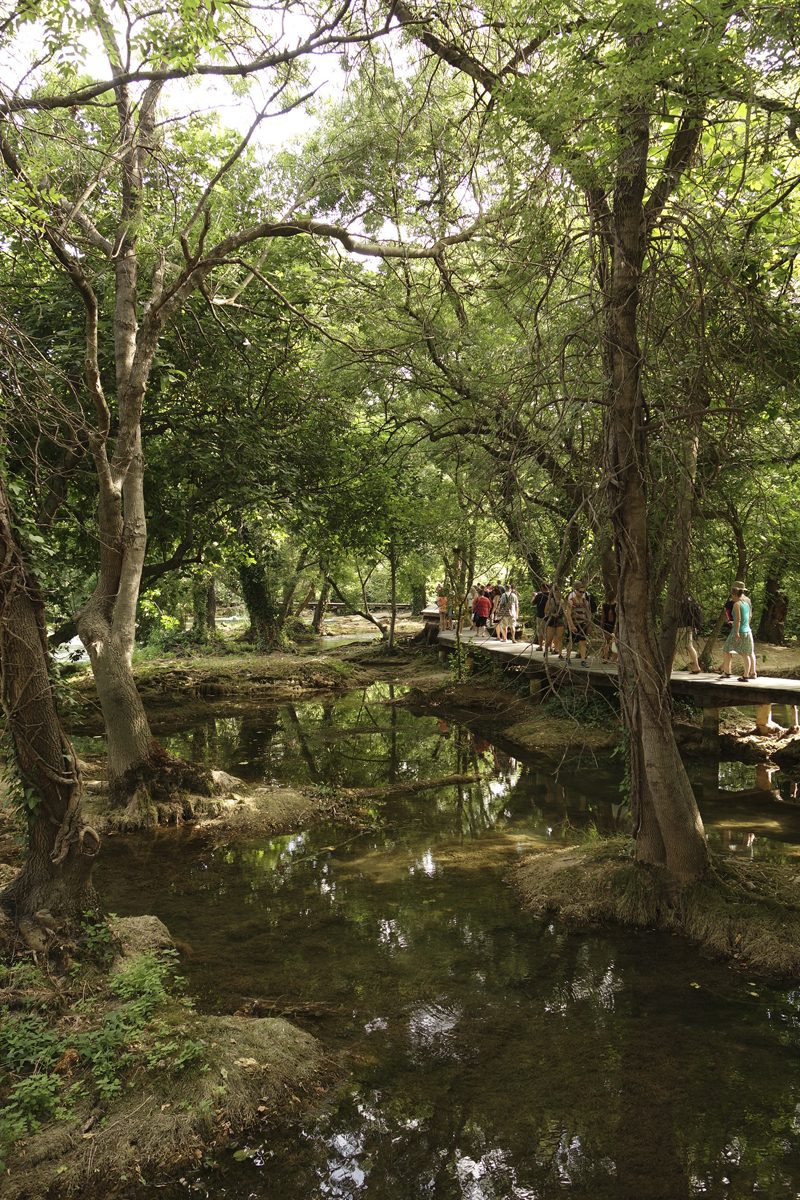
494, 587, 513, 642
437, 588, 450, 631
565, 582, 592, 666
473, 591, 492, 638
533, 583, 550, 648
544, 587, 564, 657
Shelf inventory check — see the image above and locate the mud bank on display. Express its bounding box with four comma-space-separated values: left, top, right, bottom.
75, 770, 375, 840
512, 838, 800, 977
399, 677, 621, 757
61, 644, 449, 735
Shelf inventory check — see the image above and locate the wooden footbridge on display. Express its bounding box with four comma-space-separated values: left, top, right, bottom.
435, 630, 800, 742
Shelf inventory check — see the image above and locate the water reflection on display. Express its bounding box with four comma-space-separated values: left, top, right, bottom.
94, 689, 800, 1199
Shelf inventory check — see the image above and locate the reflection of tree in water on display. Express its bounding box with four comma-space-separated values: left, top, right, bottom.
95, 694, 800, 1196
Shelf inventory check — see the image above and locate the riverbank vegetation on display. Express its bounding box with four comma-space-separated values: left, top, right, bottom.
513, 836, 800, 978
0, 916, 327, 1198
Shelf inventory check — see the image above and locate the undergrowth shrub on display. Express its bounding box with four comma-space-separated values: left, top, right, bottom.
0, 949, 204, 1168
544, 690, 620, 729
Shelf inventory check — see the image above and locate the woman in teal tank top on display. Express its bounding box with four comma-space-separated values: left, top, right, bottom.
720, 587, 754, 680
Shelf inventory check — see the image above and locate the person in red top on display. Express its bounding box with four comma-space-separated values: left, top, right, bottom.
473, 591, 492, 638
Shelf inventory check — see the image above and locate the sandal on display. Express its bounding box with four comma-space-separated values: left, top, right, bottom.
737, 676, 750, 682
717, 671, 731, 678
689, 669, 702, 675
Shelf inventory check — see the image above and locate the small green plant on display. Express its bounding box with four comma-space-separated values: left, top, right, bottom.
449, 640, 469, 682
79, 914, 116, 963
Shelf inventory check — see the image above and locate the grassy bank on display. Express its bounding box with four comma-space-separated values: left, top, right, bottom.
512, 836, 800, 977
0, 916, 329, 1198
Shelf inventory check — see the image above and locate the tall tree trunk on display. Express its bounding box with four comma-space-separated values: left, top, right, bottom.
388, 540, 397, 649
205, 576, 217, 633
237, 523, 282, 649
0, 478, 99, 927
603, 85, 708, 883
192, 577, 211, 640
312, 577, 330, 634
597, 522, 618, 600
758, 567, 788, 643
658, 431, 699, 667
77, 428, 212, 812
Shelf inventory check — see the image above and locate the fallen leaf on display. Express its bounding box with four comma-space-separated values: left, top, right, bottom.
690, 982, 701, 989
234, 1057, 260, 1071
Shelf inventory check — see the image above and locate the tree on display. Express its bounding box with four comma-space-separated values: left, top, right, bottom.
0, 0, 480, 813
381, 0, 800, 881
0, 309, 99, 928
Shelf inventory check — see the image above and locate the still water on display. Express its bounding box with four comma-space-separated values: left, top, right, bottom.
94, 686, 800, 1199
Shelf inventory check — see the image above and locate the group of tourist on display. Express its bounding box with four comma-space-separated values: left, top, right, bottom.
438, 575, 756, 679
676, 582, 756, 681
467, 583, 521, 642
530, 581, 616, 667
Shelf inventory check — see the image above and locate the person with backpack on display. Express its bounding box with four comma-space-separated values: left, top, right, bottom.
673, 594, 702, 674
543, 585, 565, 658
532, 582, 550, 649
601, 594, 617, 663
565, 581, 592, 666
494, 586, 513, 643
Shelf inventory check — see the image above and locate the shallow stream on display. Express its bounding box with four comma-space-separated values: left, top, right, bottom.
93, 685, 800, 1199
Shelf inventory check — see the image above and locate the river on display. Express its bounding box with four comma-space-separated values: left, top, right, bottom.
91, 684, 800, 1199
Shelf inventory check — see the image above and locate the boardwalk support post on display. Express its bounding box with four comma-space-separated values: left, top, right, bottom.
529, 678, 542, 701
702, 706, 721, 746
756, 703, 775, 735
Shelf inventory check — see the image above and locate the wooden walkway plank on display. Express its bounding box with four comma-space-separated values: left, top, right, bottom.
436, 630, 800, 712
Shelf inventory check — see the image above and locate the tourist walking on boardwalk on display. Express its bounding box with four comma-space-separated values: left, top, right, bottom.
532, 582, 550, 649
601, 594, 617, 663
719, 586, 754, 681
565, 581, 592, 666
466, 584, 480, 635
490, 585, 503, 635
544, 585, 565, 657
494, 586, 513, 643
437, 584, 450, 631
673, 595, 702, 674
504, 584, 520, 643
472, 589, 492, 639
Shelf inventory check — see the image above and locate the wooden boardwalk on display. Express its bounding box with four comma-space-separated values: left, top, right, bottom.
436, 630, 800, 737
